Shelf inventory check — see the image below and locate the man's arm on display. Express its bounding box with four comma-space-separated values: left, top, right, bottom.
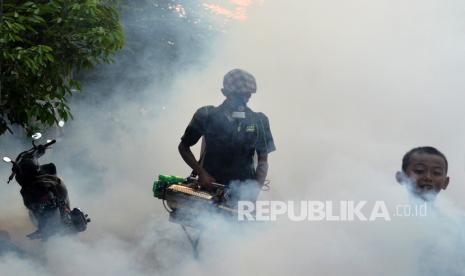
179, 106, 216, 188
256, 154, 269, 186
178, 141, 215, 187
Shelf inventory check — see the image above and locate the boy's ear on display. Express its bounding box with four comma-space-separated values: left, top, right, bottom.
395, 171, 406, 184
442, 176, 450, 190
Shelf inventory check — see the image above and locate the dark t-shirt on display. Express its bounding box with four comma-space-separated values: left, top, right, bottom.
181, 101, 276, 185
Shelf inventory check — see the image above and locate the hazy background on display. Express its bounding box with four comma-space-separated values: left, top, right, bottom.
1, 0, 465, 275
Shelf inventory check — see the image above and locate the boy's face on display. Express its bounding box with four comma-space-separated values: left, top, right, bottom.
397, 152, 449, 200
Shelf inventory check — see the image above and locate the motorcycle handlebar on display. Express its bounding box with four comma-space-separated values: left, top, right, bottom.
44, 139, 56, 148
32, 139, 56, 155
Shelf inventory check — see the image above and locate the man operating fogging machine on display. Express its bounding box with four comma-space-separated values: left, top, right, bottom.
178, 69, 276, 206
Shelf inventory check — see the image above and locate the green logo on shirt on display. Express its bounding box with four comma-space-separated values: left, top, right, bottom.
246, 124, 256, 132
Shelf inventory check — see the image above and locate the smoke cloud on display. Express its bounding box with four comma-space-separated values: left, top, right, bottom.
2, 0, 465, 275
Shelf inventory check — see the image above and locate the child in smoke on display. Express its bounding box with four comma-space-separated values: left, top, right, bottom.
396, 146, 449, 201
395, 147, 465, 276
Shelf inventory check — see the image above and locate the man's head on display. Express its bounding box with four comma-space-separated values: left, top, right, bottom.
396, 146, 449, 201
221, 69, 257, 105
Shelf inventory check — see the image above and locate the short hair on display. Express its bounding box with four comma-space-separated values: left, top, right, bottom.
402, 146, 448, 173
223, 69, 257, 94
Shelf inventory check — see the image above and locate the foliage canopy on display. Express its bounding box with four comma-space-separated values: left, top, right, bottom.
0, 0, 124, 135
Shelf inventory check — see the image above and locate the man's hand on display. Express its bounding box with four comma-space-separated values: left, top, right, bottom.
198, 169, 216, 190
179, 141, 216, 189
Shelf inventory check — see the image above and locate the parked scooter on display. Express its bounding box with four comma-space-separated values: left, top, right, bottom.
2, 133, 90, 240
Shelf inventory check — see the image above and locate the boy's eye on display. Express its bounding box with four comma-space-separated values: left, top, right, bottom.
413, 169, 424, 174
433, 171, 444, 176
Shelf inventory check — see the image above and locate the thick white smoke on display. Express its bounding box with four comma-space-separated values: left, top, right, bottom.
2, 0, 465, 275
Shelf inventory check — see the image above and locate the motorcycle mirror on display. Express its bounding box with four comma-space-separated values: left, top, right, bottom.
47, 139, 53, 143
32, 133, 42, 140
2, 157, 12, 163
